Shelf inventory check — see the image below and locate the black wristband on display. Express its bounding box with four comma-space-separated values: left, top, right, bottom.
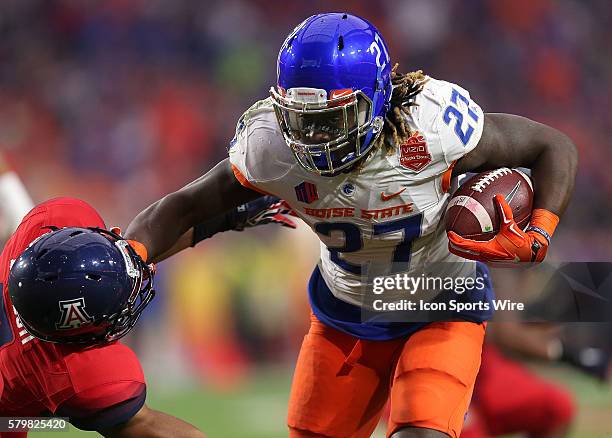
525, 225, 551, 244
191, 209, 238, 246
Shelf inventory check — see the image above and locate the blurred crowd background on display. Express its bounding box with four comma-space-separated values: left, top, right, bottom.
1, 0, 611, 436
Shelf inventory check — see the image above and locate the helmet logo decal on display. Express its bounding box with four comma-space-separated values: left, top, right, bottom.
369, 33, 389, 70
330, 89, 352, 99
300, 59, 321, 69
56, 298, 93, 329
287, 88, 327, 104
329, 89, 356, 107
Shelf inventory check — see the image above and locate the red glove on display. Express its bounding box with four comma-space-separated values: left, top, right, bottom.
238, 197, 298, 230
250, 199, 298, 229
447, 194, 559, 264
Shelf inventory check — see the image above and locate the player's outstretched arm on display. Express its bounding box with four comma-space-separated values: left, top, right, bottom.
125, 158, 260, 262
449, 113, 578, 263
152, 195, 297, 263
100, 404, 205, 438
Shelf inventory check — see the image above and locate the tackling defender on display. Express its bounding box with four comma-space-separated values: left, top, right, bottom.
126, 13, 577, 438
0, 197, 204, 437
0, 196, 292, 437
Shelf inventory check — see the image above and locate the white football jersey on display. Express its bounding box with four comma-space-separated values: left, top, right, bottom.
229, 78, 485, 308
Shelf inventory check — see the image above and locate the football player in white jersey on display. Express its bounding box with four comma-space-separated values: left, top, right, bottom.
125, 13, 577, 438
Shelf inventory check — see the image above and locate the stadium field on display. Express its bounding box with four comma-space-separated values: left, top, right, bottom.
29, 365, 611, 438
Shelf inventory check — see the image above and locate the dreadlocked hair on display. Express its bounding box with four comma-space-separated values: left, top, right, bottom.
376, 65, 428, 154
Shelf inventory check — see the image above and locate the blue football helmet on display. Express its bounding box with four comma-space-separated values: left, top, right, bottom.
8, 227, 155, 344
271, 13, 393, 175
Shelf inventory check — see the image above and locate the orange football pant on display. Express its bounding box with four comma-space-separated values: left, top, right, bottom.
288, 315, 485, 438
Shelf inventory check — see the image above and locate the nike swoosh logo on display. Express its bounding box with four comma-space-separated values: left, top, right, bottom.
500, 204, 512, 225
380, 188, 406, 201
509, 223, 524, 238
330, 89, 353, 99
505, 181, 521, 204
449, 241, 481, 256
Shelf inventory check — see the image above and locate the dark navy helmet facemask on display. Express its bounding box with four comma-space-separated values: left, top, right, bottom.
271, 13, 392, 175
8, 227, 155, 344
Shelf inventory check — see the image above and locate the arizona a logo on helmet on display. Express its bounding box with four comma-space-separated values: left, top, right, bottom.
56, 298, 94, 329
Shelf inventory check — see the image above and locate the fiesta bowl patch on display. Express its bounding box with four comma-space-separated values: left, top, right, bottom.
399, 132, 431, 172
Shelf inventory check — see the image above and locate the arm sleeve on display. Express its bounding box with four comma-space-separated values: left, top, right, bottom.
191, 209, 237, 246
432, 80, 485, 165
56, 341, 146, 430
55, 381, 146, 431
414, 78, 485, 172
227, 100, 295, 194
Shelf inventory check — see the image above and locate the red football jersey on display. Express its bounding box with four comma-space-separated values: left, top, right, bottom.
0, 198, 146, 431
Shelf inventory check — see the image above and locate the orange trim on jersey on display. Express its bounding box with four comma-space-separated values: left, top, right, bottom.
441, 160, 457, 193
230, 163, 271, 195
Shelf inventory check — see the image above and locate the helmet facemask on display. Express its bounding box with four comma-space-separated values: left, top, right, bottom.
97, 228, 155, 343
271, 86, 383, 175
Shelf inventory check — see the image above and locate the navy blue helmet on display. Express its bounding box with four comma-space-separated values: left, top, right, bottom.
8, 227, 155, 344
271, 13, 393, 175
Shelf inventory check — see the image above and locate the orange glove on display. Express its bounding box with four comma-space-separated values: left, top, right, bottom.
110, 226, 150, 264
447, 194, 559, 264
127, 239, 156, 276
126, 239, 148, 263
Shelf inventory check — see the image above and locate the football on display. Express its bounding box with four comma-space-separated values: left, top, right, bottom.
445, 168, 533, 241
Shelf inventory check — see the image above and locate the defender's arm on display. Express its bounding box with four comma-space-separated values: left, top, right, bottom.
125, 159, 260, 262
101, 404, 205, 438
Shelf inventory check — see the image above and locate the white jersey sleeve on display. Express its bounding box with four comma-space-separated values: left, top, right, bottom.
228, 98, 296, 193
411, 78, 485, 169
